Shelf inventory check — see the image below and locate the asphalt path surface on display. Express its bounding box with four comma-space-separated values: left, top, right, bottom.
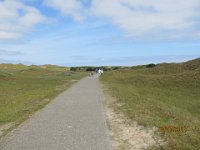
0, 76, 112, 150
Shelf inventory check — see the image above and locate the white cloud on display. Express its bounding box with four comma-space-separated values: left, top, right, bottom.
90, 0, 200, 40
43, 0, 86, 22
0, 49, 21, 56
43, 0, 200, 40
0, 0, 45, 40
1, 0, 200, 41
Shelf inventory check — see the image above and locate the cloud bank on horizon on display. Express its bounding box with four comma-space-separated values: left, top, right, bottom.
0, 0, 200, 66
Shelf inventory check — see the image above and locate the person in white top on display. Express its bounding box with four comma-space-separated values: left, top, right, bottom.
98, 69, 101, 74
97, 68, 103, 75
101, 69, 103, 74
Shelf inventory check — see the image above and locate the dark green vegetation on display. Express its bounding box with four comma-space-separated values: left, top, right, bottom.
70, 66, 122, 72
101, 58, 200, 149
0, 64, 86, 136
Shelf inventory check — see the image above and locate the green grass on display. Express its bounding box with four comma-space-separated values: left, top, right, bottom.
100, 58, 200, 149
0, 64, 86, 136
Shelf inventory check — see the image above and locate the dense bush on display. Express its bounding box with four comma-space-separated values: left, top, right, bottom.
70, 66, 122, 72
86, 67, 96, 71
146, 63, 156, 68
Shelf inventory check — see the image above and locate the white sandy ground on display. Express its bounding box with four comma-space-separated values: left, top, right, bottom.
102, 88, 166, 150
0, 123, 14, 137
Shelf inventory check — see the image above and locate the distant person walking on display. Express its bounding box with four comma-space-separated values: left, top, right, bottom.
97, 69, 103, 76
101, 69, 103, 74
98, 69, 101, 74
95, 68, 98, 74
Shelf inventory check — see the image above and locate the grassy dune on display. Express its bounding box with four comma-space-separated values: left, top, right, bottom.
0, 64, 86, 136
101, 58, 200, 149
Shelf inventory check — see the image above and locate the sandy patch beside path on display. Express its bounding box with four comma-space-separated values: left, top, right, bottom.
103, 90, 165, 150
0, 123, 14, 137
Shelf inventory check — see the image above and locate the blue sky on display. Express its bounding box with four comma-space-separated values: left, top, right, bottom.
0, 0, 200, 66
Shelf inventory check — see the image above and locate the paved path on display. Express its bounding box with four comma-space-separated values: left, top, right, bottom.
0, 77, 112, 150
